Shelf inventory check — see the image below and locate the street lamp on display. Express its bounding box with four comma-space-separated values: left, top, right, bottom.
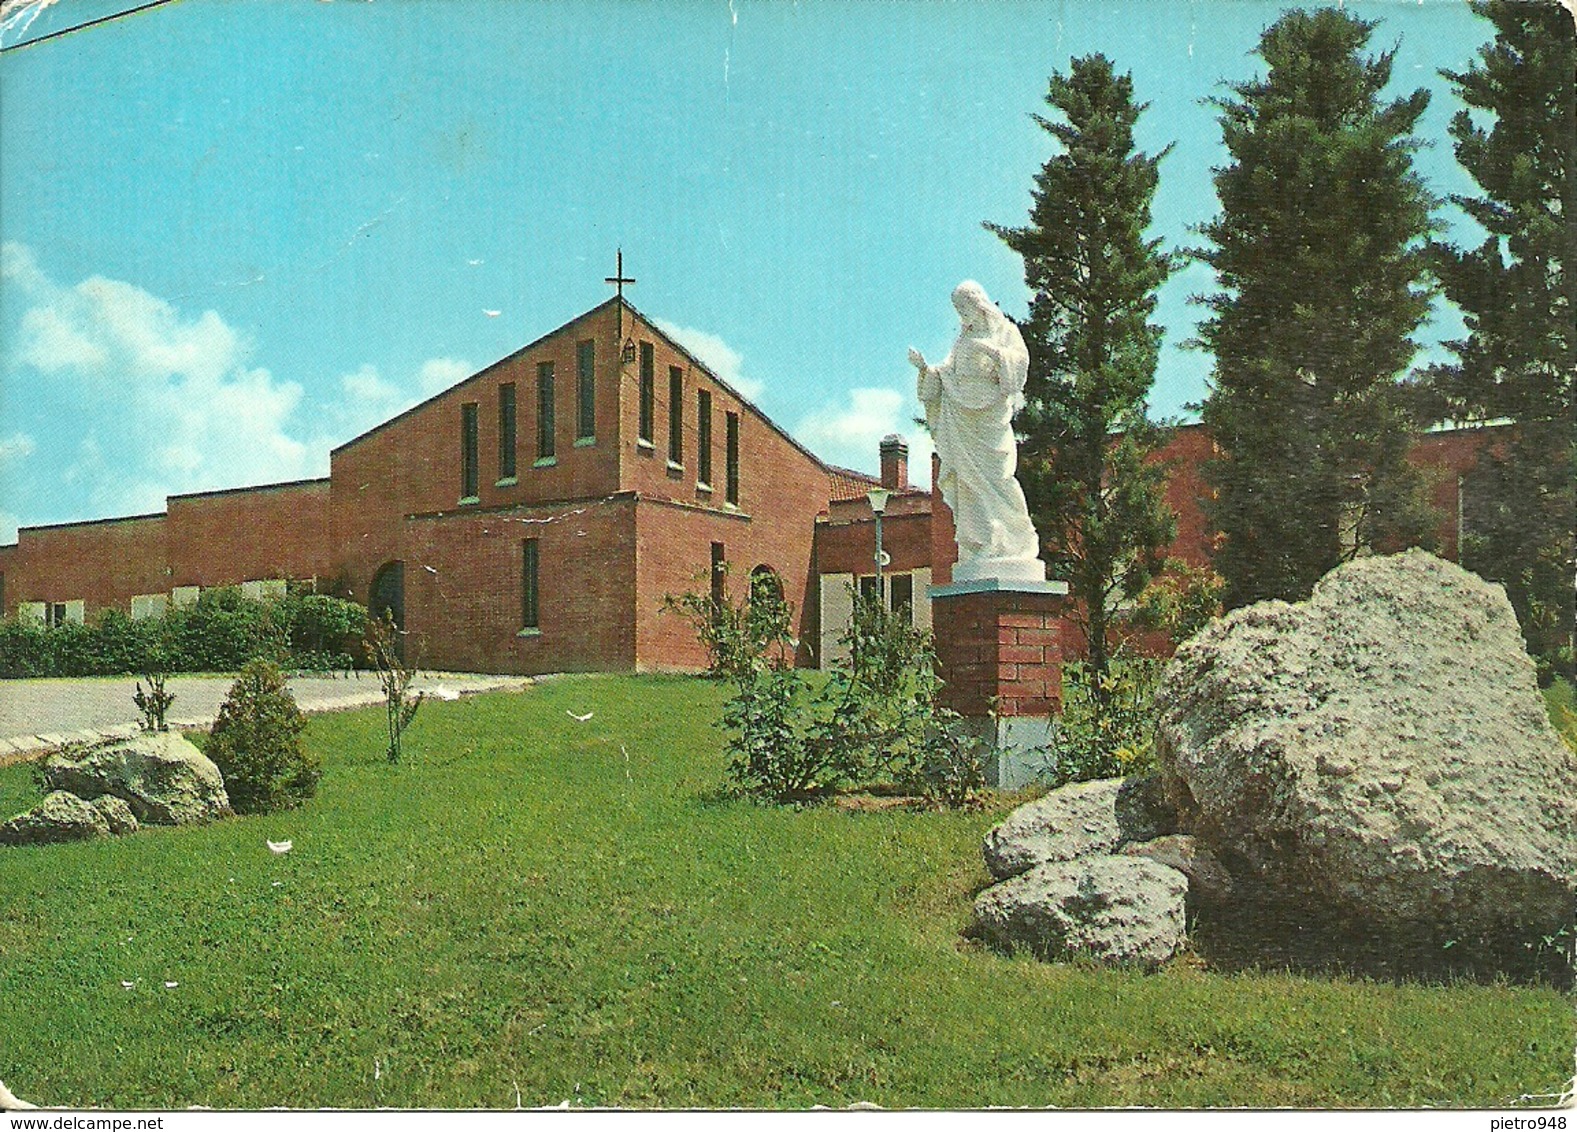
867, 487, 891, 608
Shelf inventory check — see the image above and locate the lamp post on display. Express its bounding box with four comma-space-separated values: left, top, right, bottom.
867, 487, 891, 608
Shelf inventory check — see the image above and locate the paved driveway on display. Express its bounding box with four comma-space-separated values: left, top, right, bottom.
0, 672, 530, 762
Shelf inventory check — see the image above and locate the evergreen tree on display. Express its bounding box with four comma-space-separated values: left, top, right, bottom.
1425, 0, 1574, 675
988, 54, 1176, 689
1194, 9, 1437, 609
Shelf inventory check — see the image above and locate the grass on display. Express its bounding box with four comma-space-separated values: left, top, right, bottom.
1546, 677, 1577, 753
0, 673, 1572, 1110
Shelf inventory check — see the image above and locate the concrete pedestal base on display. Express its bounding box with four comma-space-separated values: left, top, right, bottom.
929, 578, 1070, 789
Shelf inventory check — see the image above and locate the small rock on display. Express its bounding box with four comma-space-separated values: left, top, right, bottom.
982, 775, 1176, 882
1120, 834, 1234, 907
974, 854, 1188, 967
0, 790, 111, 846
90, 794, 139, 835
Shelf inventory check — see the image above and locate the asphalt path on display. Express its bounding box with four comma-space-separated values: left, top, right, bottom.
0, 672, 530, 763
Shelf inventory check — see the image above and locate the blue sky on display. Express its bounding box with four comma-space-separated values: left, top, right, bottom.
1, 0, 1496, 541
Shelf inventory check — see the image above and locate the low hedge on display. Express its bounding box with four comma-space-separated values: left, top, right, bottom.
0, 588, 367, 678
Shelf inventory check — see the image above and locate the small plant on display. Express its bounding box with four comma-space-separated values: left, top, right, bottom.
365, 610, 422, 764
1127, 560, 1225, 648
206, 658, 318, 814
1044, 654, 1164, 786
661, 566, 795, 680
897, 710, 988, 809
133, 671, 175, 732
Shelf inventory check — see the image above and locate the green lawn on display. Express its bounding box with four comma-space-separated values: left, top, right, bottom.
0, 674, 1571, 1109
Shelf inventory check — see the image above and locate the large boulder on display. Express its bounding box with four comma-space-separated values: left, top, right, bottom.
0, 790, 110, 846
975, 855, 1188, 967
1153, 549, 1577, 955
982, 775, 1175, 882
44, 732, 231, 826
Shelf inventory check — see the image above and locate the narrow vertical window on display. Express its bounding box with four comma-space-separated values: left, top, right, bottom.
710, 542, 726, 612
638, 342, 655, 444
521, 538, 540, 630
498, 382, 517, 480
576, 339, 596, 441
537, 362, 556, 460
668, 366, 684, 465
725, 411, 740, 505
697, 389, 713, 485
890, 574, 914, 620
460, 402, 479, 499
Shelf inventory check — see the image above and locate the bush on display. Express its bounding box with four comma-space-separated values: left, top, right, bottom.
205, 658, 318, 814
1044, 655, 1164, 786
1127, 560, 1225, 648
0, 590, 367, 676
661, 567, 795, 679
712, 584, 983, 808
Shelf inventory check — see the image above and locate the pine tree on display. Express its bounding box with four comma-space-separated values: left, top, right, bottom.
1425, 0, 1575, 675
1194, 9, 1437, 609
988, 54, 1176, 689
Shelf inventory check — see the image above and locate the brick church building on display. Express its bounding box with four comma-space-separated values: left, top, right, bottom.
0, 293, 1502, 676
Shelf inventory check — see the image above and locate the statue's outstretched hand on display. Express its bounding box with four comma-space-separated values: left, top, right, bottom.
907, 348, 926, 370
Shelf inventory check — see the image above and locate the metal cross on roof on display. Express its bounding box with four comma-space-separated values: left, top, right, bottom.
604, 249, 636, 300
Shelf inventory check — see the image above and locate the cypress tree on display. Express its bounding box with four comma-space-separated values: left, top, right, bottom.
1425, 0, 1575, 675
988, 54, 1176, 689
1194, 9, 1437, 609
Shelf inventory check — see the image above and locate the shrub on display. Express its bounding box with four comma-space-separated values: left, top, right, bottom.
205, 658, 318, 813
133, 672, 175, 732
1127, 560, 1225, 648
1044, 655, 1164, 786
365, 611, 422, 764
661, 566, 795, 679
711, 584, 985, 808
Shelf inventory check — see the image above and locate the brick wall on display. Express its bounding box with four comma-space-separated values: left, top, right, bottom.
930, 589, 1069, 718
167, 479, 333, 589
2, 514, 169, 616
401, 495, 638, 674
329, 301, 626, 607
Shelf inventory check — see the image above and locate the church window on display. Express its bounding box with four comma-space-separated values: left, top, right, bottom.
498, 383, 517, 481
638, 342, 655, 445
537, 362, 556, 461
697, 389, 713, 486
521, 538, 540, 631
460, 402, 480, 500
890, 573, 914, 621
668, 367, 684, 466
576, 339, 596, 441
725, 411, 740, 505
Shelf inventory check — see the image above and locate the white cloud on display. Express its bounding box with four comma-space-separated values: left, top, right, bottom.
794, 386, 933, 488
2, 244, 477, 524
6, 248, 313, 517
653, 319, 765, 401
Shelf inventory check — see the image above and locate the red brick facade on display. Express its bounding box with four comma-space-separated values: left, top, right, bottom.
1, 298, 842, 675
930, 589, 1070, 718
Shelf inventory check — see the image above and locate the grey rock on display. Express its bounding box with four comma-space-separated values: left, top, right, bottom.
1153, 549, 1577, 950
0, 790, 110, 845
975, 854, 1188, 967
982, 775, 1176, 882
44, 732, 231, 826
90, 794, 139, 835
1120, 834, 1234, 906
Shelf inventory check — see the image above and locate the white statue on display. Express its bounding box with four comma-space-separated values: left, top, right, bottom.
910, 281, 1043, 584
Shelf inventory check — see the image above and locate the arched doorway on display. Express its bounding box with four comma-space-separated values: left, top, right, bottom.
369, 561, 405, 630
748, 564, 784, 608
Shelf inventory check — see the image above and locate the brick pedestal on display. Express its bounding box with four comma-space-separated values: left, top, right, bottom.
929, 578, 1070, 788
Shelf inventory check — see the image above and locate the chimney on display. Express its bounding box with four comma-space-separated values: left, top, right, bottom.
879, 434, 908, 491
